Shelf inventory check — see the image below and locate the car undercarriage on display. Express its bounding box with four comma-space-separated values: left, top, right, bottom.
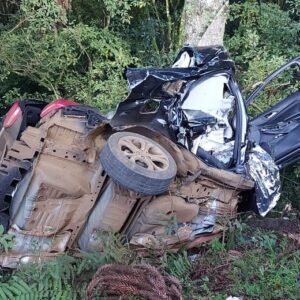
0, 46, 299, 268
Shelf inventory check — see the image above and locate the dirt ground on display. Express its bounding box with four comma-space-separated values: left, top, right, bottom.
246, 216, 300, 234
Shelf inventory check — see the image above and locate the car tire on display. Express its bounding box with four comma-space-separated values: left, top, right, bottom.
100, 132, 177, 195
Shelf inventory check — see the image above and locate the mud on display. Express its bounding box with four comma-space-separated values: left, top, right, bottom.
246, 217, 300, 234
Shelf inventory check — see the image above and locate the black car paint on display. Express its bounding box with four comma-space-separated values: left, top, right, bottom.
247, 57, 300, 169
111, 46, 246, 172
112, 47, 300, 171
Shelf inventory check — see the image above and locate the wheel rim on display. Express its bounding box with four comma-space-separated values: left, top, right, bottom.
118, 136, 169, 171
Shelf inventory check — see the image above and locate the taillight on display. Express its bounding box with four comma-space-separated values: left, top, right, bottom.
3, 101, 22, 128
40, 99, 78, 118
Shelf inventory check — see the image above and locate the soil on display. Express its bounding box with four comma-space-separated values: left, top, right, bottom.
246, 216, 300, 234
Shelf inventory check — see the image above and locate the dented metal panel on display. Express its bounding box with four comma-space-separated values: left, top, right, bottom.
123, 138, 252, 250
1, 46, 299, 266
5, 108, 107, 265
180, 75, 235, 166
78, 181, 138, 252
246, 145, 281, 216
111, 46, 249, 172
248, 91, 300, 169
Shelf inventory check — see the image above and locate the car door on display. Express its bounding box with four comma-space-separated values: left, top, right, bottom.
246, 57, 300, 169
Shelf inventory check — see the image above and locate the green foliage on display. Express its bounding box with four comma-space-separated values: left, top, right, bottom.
210, 238, 226, 253
19, 0, 67, 32
231, 250, 300, 299
0, 0, 135, 113
102, 0, 146, 24
280, 162, 300, 210
122, 0, 184, 66
71, 0, 146, 28
245, 59, 300, 118
0, 0, 184, 113
0, 225, 14, 253
226, 0, 300, 102
189, 224, 300, 299
162, 250, 193, 296
163, 250, 191, 281
0, 276, 34, 299
225, 0, 300, 207
0, 24, 133, 112
76, 230, 132, 274
250, 230, 278, 251
229, 231, 300, 299
226, 1, 300, 64
6, 232, 132, 299
13, 255, 76, 299
70, 0, 183, 67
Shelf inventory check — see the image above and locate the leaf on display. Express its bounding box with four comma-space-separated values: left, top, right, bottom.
0, 226, 4, 236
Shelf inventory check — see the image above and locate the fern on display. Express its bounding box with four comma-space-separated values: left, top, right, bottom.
0, 225, 14, 253
0, 275, 35, 299
3, 232, 133, 299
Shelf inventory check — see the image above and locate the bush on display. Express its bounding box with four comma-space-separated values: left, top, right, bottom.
0, 1, 136, 113
225, 0, 300, 207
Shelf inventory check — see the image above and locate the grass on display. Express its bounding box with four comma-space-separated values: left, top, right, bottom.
187, 224, 300, 299
144, 216, 300, 300
0, 216, 299, 299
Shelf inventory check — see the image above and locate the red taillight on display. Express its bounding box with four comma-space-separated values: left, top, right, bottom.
3, 101, 22, 128
40, 99, 78, 118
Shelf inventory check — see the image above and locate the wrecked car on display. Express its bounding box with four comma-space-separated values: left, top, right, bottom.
0, 46, 299, 268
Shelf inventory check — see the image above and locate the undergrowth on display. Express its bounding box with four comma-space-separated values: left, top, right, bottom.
0, 231, 134, 299
0, 220, 299, 299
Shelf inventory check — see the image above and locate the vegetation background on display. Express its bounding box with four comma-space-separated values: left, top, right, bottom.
0, 0, 299, 299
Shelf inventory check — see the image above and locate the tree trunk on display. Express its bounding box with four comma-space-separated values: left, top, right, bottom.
56, 0, 72, 10
181, 0, 229, 46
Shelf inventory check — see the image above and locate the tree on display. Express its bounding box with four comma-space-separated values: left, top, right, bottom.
56, 0, 72, 10
181, 0, 229, 46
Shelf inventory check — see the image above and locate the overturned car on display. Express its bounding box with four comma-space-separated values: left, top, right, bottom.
0, 46, 299, 268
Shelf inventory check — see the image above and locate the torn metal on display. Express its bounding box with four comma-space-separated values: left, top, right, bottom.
111, 46, 247, 172
181, 76, 235, 166
0, 46, 299, 267
111, 46, 299, 215
246, 145, 281, 217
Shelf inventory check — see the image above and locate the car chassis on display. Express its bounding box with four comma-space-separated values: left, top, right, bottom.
0, 46, 299, 268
